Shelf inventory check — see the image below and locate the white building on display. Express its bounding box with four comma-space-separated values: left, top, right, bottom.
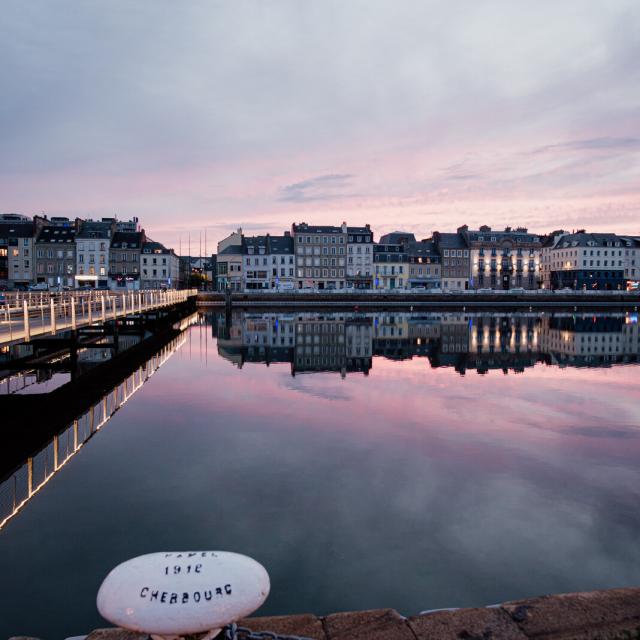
346, 225, 373, 288
75, 219, 114, 288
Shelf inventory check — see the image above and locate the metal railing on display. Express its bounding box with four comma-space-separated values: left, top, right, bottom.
0, 289, 197, 345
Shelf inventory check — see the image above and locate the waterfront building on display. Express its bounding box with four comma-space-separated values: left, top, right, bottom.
621, 236, 640, 284
109, 231, 145, 290
460, 225, 542, 290
75, 219, 115, 288
34, 220, 77, 288
406, 240, 441, 288
373, 243, 409, 289
216, 244, 244, 291
0, 214, 36, 289
140, 241, 180, 289
216, 230, 244, 291
346, 225, 373, 289
431, 230, 471, 290
291, 222, 347, 290
540, 231, 627, 290
244, 233, 295, 290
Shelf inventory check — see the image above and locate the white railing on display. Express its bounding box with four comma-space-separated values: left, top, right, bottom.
0, 289, 197, 345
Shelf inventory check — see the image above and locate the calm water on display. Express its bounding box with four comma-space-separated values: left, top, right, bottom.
1, 310, 640, 639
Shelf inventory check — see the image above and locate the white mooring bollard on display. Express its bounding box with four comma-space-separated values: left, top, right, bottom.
97, 551, 270, 640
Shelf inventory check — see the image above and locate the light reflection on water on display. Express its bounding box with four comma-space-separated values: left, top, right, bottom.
0, 310, 639, 639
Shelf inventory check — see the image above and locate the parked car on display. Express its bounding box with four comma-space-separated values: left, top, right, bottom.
509, 287, 526, 293
477, 288, 493, 293
28, 282, 49, 291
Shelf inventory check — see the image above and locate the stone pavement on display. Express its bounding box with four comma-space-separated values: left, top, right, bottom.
12, 586, 640, 640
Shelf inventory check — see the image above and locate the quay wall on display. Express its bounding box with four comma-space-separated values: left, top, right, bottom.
198, 291, 640, 309
20, 586, 640, 640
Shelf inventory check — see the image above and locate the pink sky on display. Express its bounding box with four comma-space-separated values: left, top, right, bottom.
1, 2, 639, 251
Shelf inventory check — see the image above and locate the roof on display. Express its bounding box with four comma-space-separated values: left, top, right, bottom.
463, 227, 541, 243
218, 244, 244, 256
433, 232, 468, 249
292, 223, 345, 234
142, 241, 172, 254
554, 232, 626, 249
0, 222, 34, 239
406, 240, 439, 257
347, 226, 372, 235
36, 226, 76, 243
77, 220, 113, 239
244, 234, 294, 254
111, 231, 144, 249
379, 232, 416, 245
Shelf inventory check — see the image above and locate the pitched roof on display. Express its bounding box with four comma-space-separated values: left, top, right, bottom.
379, 232, 416, 245
0, 222, 34, 239
111, 231, 144, 249
36, 226, 76, 243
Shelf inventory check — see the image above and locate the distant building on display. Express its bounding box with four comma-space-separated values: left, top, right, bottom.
243, 233, 295, 290
140, 241, 180, 289
346, 225, 373, 288
75, 219, 115, 288
406, 240, 441, 288
291, 222, 347, 290
461, 225, 542, 290
373, 243, 409, 289
540, 231, 627, 290
431, 229, 470, 290
109, 230, 145, 290
34, 222, 77, 288
0, 215, 37, 289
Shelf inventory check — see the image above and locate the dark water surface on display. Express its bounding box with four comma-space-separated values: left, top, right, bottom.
1, 311, 639, 639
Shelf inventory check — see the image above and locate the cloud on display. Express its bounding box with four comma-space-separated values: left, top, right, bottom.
279, 173, 356, 202
528, 137, 640, 155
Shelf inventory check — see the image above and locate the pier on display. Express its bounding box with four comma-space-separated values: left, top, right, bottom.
0, 289, 197, 347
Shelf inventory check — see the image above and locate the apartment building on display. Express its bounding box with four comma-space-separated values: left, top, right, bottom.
75, 219, 115, 288
292, 222, 347, 290
109, 231, 145, 290
346, 225, 373, 289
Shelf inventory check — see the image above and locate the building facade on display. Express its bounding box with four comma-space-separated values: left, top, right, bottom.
462, 226, 542, 290
292, 222, 347, 290
244, 233, 295, 290
373, 243, 409, 289
109, 231, 145, 290
0, 214, 36, 289
35, 223, 77, 288
140, 241, 180, 289
406, 240, 441, 288
432, 230, 470, 290
75, 219, 115, 288
346, 225, 373, 288
540, 232, 627, 290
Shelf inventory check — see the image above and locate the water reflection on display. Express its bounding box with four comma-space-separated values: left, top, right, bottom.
214, 311, 640, 375
1, 310, 639, 639
0, 314, 197, 531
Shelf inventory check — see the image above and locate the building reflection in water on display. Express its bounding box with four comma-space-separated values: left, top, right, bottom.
215, 311, 640, 376
0, 316, 197, 531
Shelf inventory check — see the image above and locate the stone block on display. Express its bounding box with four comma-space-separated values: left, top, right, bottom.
324, 608, 414, 640
501, 587, 640, 639
408, 607, 527, 640
85, 629, 147, 640
238, 613, 326, 639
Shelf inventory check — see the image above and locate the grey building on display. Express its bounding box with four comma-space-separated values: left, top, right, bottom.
292, 222, 347, 289
109, 231, 145, 290
431, 230, 470, 290
0, 214, 36, 289
35, 223, 77, 288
